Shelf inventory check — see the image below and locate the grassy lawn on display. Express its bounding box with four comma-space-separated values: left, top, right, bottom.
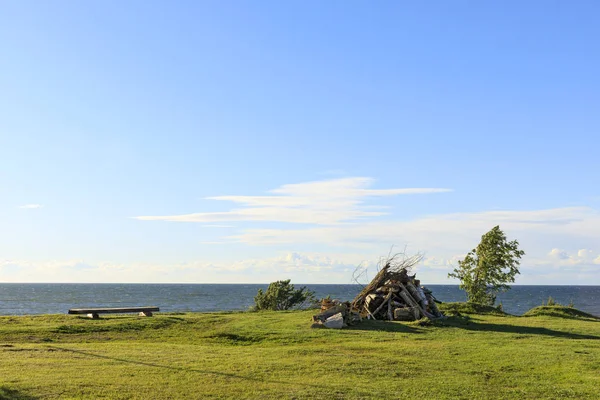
0, 305, 598, 399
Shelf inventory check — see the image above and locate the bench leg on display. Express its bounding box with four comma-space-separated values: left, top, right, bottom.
87, 313, 100, 319
139, 311, 153, 317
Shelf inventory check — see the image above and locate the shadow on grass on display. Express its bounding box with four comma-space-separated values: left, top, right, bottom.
338, 317, 599, 340
524, 314, 600, 323
438, 317, 600, 340
47, 346, 372, 397
0, 387, 38, 400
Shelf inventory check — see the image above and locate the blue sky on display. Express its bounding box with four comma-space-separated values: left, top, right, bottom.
1, 1, 599, 284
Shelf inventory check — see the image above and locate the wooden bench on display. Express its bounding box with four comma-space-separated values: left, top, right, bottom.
68, 306, 160, 319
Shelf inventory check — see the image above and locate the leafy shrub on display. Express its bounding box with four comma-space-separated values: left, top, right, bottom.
253, 280, 316, 311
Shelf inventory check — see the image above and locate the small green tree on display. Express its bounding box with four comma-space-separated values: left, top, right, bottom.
448, 226, 525, 306
253, 279, 316, 311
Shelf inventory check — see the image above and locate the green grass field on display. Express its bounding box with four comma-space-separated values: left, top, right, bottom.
1, 304, 598, 399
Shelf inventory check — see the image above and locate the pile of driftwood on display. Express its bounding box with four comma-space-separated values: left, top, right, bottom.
351, 253, 444, 321
312, 253, 443, 328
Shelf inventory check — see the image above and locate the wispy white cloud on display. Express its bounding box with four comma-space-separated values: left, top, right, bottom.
219, 206, 600, 285
135, 177, 451, 225
223, 206, 598, 247
18, 204, 43, 209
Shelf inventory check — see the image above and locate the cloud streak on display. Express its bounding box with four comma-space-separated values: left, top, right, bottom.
135, 177, 451, 225
18, 204, 43, 209
225, 206, 600, 246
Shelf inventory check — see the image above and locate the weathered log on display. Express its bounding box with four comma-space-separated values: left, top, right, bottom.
406, 282, 425, 306
365, 293, 380, 309
394, 307, 416, 321
412, 307, 421, 320
370, 290, 393, 318
313, 305, 347, 322
398, 282, 437, 319
397, 288, 422, 319
426, 293, 442, 317
323, 312, 344, 329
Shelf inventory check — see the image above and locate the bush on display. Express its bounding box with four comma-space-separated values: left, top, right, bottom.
253, 280, 316, 311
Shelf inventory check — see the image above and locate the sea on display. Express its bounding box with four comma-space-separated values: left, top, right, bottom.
0, 284, 599, 317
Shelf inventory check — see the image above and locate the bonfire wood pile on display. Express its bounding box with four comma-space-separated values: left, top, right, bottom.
350, 254, 444, 321
312, 254, 443, 328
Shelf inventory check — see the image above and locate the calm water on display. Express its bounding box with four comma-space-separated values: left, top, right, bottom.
0, 284, 599, 316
